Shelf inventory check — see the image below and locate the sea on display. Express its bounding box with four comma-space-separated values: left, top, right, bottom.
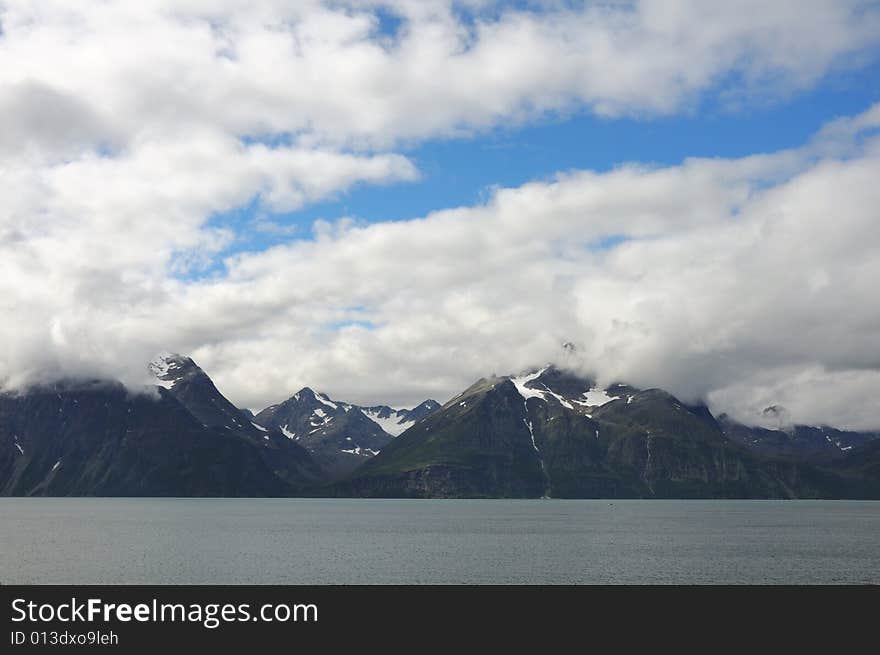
1, 498, 877, 584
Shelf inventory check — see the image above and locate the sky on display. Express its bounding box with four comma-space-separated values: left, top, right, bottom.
2, 0, 880, 429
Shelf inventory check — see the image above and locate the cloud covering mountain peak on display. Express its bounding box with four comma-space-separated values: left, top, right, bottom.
2, 2, 880, 429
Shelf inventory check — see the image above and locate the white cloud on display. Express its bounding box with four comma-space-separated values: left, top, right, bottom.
2, 1, 878, 150
708, 367, 880, 431
1, 2, 880, 429
120, 103, 879, 432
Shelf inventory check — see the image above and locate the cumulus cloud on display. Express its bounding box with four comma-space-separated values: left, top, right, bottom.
1, 1, 880, 429
161, 108, 880, 432
2, 0, 878, 150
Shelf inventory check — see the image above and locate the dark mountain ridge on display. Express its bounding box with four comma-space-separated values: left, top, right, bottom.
336, 366, 880, 499
2, 359, 878, 498
0, 379, 320, 496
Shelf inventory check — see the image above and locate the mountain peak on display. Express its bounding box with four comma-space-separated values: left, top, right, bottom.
148, 352, 200, 389
293, 386, 316, 399
292, 387, 341, 409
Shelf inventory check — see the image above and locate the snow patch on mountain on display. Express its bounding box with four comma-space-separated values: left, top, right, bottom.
544, 389, 574, 410
341, 445, 380, 457
316, 393, 338, 410
148, 353, 183, 389
578, 388, 621, 407
362, 408, 414, 436
310, 408, 332, 427
511, 368, 549, 401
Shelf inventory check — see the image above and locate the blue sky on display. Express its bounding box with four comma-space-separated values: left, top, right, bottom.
214, 56, 880, 262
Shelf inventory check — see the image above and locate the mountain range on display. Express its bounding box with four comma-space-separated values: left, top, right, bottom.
2, 354, 878, 498
253, 387, 439, 478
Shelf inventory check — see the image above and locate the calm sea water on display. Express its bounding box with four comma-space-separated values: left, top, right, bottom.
1, 499, 878, 584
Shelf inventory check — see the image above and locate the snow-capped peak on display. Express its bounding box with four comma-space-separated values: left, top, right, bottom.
510, 366, 621, 411
510, 367, 580, 409
510, 367, 549, 401
149, 353, 179, 388
148, 352, 194, 389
